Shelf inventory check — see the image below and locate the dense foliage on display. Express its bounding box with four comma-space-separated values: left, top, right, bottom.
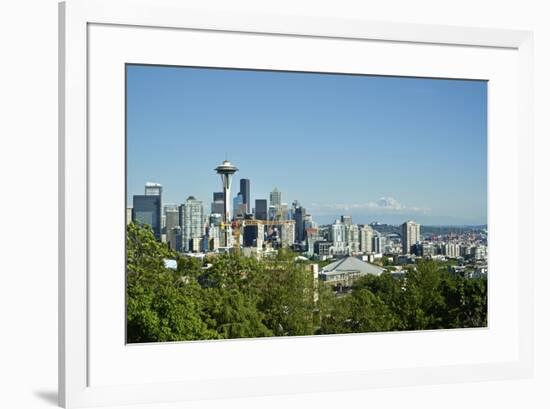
126, 223, 487, 343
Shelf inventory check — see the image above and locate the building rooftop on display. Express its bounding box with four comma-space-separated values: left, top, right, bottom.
321, 256, 385, 277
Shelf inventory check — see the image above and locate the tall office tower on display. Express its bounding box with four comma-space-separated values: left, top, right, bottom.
233, 192, 246, 220
211, 192, 225, 215
255, 199, 268, 220
214, 160, 238, 247
330, 219, 347, 255
126, 207, 132, 225
132, 194, 162, 240
179, 196, 205, 252
290, 200, 300, 219
359, 225, 374, 253
239, 179, 250, 214
270, 187, 282, 207
401, 220, 421, 254
165, 208, 180, 233
294, 205, 306, 244
347, 224, 360, 254
211, 201, 224, 215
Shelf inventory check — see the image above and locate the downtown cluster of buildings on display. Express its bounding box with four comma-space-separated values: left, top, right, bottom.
129, 179, 309, 254
128, 161, 487, 268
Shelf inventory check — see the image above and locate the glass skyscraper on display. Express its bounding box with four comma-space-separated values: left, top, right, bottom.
239, 178, 250, 214
132, 195, 162, 240
255, 199, 268, 220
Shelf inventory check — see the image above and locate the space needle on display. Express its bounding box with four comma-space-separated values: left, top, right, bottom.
214, 159, 238, 247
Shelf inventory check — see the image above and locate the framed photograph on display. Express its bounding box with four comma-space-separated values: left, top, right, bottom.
59, 0, 534, 407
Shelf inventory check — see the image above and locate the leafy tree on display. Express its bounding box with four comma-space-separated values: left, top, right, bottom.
126, 223, 218, 342
352, 272, 407, 330
201, 288, 273, 339
252, 251, 317, 336
400, 260, 446, 330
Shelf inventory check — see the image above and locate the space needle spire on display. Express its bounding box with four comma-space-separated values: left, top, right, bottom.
214, 159, 238, 247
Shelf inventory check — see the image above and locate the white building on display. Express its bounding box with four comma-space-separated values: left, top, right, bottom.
319, 256, 385, 287
347, 224, 360, 254
330, 219, 347, 255
444, 243, 461, 258
372, 234, 386, 255
180, 196, 204, 252
401, 220, 421, 254
359, 225, 374, 253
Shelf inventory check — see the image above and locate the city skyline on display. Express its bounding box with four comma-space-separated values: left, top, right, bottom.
127, 65, 487, 225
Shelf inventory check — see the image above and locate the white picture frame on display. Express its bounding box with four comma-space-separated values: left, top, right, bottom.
59, 0, 534, 407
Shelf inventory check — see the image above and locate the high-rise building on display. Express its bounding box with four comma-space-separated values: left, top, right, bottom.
294, 205, 306, 244
180, 196, 205, 252
270, 187, 282, 207
372, 234, 386, 254
330, 220, 347, 255
239, 179, 250, 214
347, 224, 360, 254
359, 225, 374, 253
444, 243, 460, 258
211, 192, 224, 215
132, 194, 162, 240
211, 201, 224, 215
255, 199, 268, 220
401, 220, 421, 254
233, 192, 246, 220
165, 208, 180, 233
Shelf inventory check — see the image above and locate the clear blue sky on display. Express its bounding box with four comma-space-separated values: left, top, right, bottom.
126, 64, 487, 226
